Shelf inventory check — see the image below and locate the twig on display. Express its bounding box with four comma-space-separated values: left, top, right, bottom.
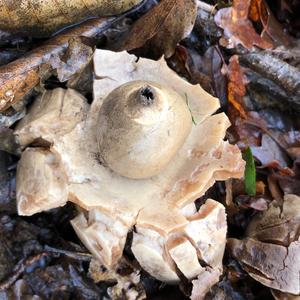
0, 252, 49, 291
44, 245, 93, 262
240, 52, 300, 96
196, 1, 217, 15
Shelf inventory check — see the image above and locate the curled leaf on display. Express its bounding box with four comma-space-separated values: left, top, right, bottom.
214, 0, 273, 50
116, 0, 197, 59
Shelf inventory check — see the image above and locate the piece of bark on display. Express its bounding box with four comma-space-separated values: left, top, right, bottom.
245, 70, 300, 113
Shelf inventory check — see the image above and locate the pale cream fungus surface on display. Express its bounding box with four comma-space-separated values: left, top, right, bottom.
15, 50, 245, 283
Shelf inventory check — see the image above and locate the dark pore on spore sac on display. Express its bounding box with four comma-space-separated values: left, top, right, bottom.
139, 86, 155, 106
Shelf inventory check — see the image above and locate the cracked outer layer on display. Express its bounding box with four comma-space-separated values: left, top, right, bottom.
15, 50, 245, 283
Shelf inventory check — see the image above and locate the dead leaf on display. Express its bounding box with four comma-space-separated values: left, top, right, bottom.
167, 45, 227, 102
267, 173, 284, 205
116, 0, 197, 59
234, 195, 268, 211
225, 55, 248, 119
167, 45, 212, 93
49, 37, 94, 82
214, 0, 273, 50
251, 134, 289, 168
228, 194, 300, 295
278, 130, 300, 160
275, 159, 300, 195
229, 237, 300, 295
227, 110, 263, 149
248, 0, 292, 47
249, 0, 268, 23
0, 18, 114, 112
261, 3, 294, 47
0, 0, 142, 37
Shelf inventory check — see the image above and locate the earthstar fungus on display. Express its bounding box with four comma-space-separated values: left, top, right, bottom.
15, 50, 245, 284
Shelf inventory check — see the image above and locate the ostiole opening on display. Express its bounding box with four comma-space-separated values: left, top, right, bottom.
138, 86, 156, 106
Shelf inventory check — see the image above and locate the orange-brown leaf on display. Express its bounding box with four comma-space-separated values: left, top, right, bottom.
227, 55, 247, 119
249, 0, 268, 22
214, 0, 272, 50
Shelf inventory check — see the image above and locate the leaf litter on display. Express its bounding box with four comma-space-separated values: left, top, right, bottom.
0, 0, 300, 299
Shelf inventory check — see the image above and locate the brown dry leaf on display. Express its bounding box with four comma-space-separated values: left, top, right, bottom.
229, 237, 300, 294
225, 55, 248, 119
116, 0, 197, 59
234, 195, 269, 211
167, 45, 227, 104
214, 0, 273, 50
275, 159, 300, 195
251, 134, 289, 168
0, 0, 142, 36
249, 0, 294, 47
228, 194, 300, 295
0, 18, 114, 112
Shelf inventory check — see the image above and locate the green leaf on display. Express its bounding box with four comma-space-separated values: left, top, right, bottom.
242, 147, 256, 196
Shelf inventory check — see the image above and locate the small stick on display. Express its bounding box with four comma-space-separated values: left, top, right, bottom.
0, 252, 49, 291
44, 245, 93, 262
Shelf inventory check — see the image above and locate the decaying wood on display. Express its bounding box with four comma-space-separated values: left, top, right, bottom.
245, 71, 300, 113
240, 52, 300, 96
238, 51, 300, 114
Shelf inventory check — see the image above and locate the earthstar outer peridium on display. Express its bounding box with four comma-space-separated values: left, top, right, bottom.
15, 50, 245, 283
